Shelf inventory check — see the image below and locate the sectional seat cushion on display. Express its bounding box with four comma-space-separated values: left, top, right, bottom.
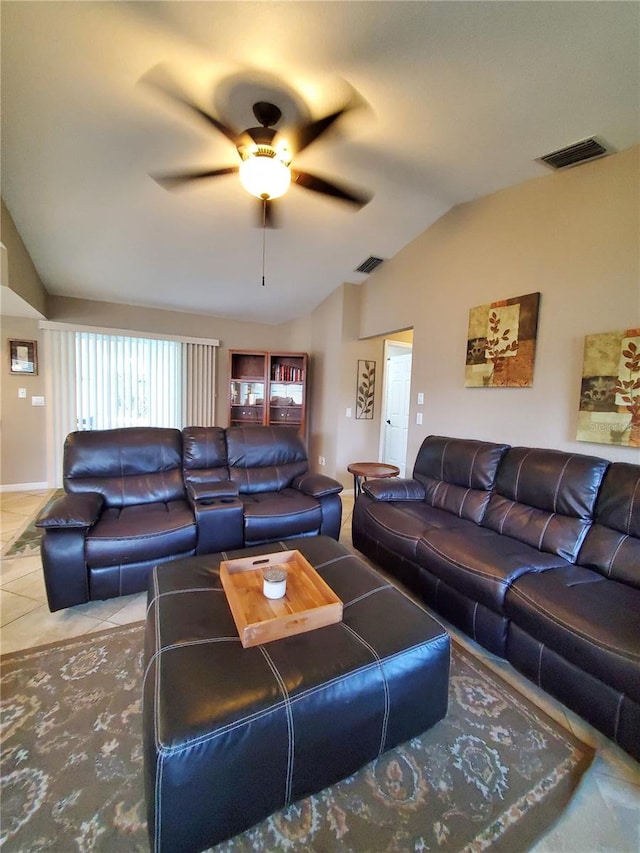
240, 489, 323, 544
416, 526, 571, 614
506, 565, 640, 706
85, 501, 197, 566
354, 495, 479, 563
577, 462, 640, 589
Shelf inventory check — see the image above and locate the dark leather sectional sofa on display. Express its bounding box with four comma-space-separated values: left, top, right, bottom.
352, 435, 640, 761
36, 425, 343, 612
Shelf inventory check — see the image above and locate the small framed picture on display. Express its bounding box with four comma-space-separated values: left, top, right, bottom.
9, 339, 38, 375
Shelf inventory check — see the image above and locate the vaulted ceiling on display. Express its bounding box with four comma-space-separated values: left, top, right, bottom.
2, 1, 638, 324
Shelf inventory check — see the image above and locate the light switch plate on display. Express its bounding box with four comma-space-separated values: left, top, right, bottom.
417, 392, 424, 405
18, 387, 27, 398
416, 412, 423, 425
31, 396, 45, 407
346, 408, 352, 418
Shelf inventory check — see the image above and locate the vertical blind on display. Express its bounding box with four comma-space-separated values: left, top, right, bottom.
41, 324, 218, 486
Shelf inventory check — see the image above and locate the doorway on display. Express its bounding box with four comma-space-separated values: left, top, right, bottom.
379, 339, 412, 477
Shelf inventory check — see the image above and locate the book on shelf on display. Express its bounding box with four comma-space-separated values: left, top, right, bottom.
272, 364, 304, 382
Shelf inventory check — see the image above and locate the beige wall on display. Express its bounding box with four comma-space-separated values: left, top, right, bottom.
1, 200, 48, 316
1, 201, 49, 487
306, 283, 407, 489
1, 316, 48, 487
359, 145, 640, 466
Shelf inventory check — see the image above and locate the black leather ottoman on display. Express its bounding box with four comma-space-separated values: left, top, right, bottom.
143, 536, 450, 853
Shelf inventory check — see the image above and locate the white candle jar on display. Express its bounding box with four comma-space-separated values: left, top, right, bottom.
263, 567, 287, 599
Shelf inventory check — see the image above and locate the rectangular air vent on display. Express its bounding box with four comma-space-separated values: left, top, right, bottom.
355, 256, 385, 274
537, 137, 611, 171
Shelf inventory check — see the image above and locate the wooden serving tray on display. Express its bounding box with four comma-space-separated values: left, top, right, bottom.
220, 550, 343, 648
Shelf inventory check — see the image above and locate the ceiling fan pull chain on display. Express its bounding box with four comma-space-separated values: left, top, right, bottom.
261, 198, 267, 286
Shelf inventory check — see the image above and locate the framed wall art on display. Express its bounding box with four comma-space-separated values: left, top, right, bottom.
356, 360, 376, 419
465, 292, 540, 387
576, 328, 640, 447
9, 339, 38, 375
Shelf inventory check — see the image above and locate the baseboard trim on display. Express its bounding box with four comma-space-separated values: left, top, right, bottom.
0, 481, 50, 493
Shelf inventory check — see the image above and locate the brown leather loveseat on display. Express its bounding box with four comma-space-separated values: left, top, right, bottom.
352, 435, 640, 761
36, 425, 343, 612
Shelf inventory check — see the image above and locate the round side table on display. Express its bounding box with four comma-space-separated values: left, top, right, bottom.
347, 462, 400, 498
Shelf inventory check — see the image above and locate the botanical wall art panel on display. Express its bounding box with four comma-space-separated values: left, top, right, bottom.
356, 360, 376, 419
577, 328, 640, 447
465, 292, 540, 387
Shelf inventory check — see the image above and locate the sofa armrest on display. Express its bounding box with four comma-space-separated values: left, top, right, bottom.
186, 480, 239, 504
292, 473, 344, 498
36, 492, 103, 529
362, 479, 426, 501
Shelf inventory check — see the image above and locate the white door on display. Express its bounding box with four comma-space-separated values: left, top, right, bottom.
381, 343, 412, 477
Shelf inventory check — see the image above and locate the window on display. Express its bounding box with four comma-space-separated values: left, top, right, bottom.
41, 323, 218, 486
75, 332, 182, 430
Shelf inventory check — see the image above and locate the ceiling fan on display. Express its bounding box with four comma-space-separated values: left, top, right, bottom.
147, 72, 373, 227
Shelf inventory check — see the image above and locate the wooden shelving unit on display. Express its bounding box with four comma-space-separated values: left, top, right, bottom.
229, 351, 308, 435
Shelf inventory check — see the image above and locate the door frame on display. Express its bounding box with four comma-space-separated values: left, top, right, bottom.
378, 339, 413, 473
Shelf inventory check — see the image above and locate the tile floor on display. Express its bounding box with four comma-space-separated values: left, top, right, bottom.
1, 488, 639, 851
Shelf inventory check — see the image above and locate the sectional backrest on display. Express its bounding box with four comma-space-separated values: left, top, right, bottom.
482, 447, 609, 562
412, 436, 510, 524
63, 427, 185, 507
577, 462, 640, 589
182, 427, 230, 488
226, 426, 309, 493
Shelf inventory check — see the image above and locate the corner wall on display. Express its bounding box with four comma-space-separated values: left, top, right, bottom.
358, 145, 640, 465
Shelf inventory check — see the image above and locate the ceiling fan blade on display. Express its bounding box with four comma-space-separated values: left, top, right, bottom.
292, 107, 350, 154
141, 66, 240, 146
152, 166, 238, 190
291, 169, 372, 208
255, 198, 280, 229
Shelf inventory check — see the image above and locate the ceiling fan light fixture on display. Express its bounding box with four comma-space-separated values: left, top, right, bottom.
239, 150, 291, 200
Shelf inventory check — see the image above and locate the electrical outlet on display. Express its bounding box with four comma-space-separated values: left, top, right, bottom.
416, 412, 423, 425
318, 456, 326, 466
417, 392, 424, 405
346, 408, 352, 418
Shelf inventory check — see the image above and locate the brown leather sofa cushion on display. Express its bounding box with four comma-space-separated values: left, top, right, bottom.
577, 462, 640, 589
226, 426, 308, 493
413, 435, 509, 524
85, 500, 196, 566
506, 564, 640, 705
64, 427, 186, 507
482, 447, 609, 561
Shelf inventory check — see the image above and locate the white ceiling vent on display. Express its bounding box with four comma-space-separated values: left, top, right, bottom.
537, 137, 612, 171
355, 256, 385, 274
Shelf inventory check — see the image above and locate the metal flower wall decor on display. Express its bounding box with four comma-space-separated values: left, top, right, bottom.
356, 360, 376, 419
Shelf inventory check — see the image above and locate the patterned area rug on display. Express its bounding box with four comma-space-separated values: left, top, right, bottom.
0, 623, 593, 852
3, 490, 64, 558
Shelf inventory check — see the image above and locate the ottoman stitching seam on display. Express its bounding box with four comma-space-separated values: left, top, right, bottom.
260, 647, 295, 805
143, 637, 239, 689
313, 554, 354, 569
343, 586, 393, 607
152, 568, 163, 853
341, 623, 391, 756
